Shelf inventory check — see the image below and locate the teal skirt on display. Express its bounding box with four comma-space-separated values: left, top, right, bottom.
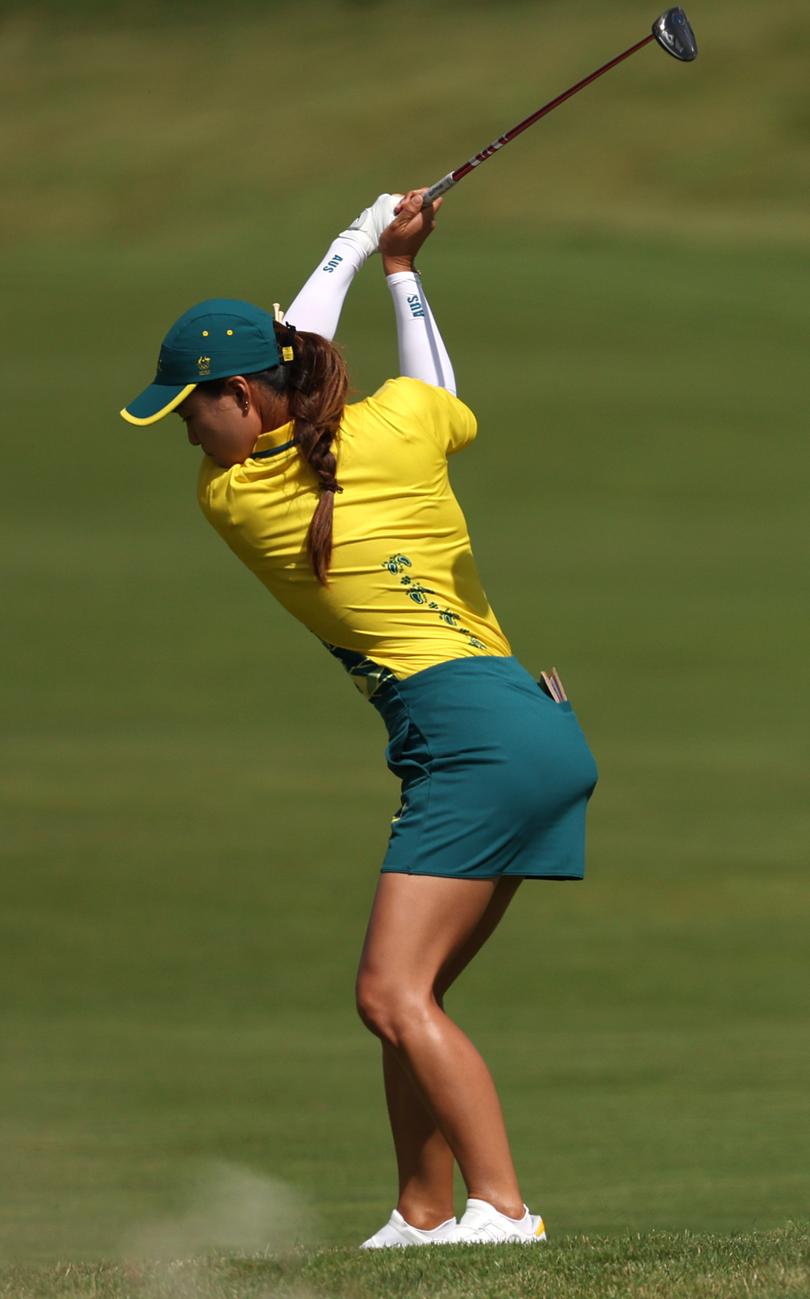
369, 655, 598, 880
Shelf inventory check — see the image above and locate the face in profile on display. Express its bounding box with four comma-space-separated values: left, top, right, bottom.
176, 383, 262, 468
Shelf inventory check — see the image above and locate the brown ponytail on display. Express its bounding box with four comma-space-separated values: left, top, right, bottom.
282, 327, 349, 586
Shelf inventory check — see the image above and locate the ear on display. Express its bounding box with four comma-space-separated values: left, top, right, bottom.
226, 375, 252, 415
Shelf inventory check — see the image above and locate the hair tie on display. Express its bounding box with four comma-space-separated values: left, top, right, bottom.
322, 480, 342, 494
281, 321, 297, 364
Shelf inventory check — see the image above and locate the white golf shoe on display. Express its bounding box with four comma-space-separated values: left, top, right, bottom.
340, 193, 402, 259
360, 1208, 458, 1249
452, 1197, 547, 1245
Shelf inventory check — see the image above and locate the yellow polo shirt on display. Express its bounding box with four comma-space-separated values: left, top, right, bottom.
197, 377, 511, 693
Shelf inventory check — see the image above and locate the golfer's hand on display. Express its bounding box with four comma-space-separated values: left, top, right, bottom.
379, 189, 443, 275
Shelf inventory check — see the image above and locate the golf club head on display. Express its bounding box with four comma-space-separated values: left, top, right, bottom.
652, 7, 698, 61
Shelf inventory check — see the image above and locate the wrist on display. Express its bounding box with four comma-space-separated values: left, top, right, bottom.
382, 254, 417, 276
331, 231, 371, 270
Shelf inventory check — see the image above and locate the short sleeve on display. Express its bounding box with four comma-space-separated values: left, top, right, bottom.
366, 377, 478, 456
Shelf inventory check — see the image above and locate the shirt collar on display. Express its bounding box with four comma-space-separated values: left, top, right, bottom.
251, 420, 295, 458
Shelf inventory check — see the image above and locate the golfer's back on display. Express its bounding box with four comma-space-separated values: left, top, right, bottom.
198, 376, 511, 685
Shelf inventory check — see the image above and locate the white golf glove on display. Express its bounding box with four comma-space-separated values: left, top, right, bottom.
340, 193, 402, 259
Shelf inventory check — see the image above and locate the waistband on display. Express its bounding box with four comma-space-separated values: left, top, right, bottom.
369, 653, 536, 730
320, 640, 539, 718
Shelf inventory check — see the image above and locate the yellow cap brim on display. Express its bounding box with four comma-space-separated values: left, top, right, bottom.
120, 382, 198, 427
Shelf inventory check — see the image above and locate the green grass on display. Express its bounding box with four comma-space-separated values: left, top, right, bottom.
1, 0, 809, 1286
2, 1227, 809, 1299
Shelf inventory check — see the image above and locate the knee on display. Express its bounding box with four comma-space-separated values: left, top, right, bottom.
355, 972, 432, 1046
355, 972, 399, 1041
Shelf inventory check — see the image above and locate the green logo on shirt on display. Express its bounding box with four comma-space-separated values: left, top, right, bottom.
381, 554, 487, 651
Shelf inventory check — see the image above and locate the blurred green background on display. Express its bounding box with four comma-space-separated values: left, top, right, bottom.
1, 0, 808, 1261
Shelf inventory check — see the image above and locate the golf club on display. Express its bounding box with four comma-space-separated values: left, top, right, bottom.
421, 6, 698, 206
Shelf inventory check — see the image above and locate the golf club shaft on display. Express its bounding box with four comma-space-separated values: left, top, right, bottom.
423, 31, 655, 205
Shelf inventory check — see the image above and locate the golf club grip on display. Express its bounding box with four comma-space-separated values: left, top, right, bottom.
422, 174, 457, 207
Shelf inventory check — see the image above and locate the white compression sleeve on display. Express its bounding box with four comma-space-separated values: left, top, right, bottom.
386, 271, 456, 395
283, 234, 368, 340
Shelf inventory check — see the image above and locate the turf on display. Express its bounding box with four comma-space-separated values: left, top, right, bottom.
1, 0, 809, 1283
1, 1228, 809, 1299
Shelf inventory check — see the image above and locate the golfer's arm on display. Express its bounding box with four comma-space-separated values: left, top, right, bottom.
387, 271, 456, 395
283, 235, 367, 340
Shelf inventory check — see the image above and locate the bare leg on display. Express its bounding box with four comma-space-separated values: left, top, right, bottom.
381, 1046, 455, 1227
380, 878, 522, 1227
356, 874, 525, 1225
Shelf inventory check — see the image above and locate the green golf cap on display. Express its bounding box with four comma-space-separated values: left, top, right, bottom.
120, 298, 283, 426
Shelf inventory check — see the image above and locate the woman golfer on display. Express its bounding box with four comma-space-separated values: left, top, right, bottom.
121, 190, 598, 1247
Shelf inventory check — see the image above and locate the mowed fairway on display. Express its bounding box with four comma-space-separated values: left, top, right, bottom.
1, 3, 808, 1296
